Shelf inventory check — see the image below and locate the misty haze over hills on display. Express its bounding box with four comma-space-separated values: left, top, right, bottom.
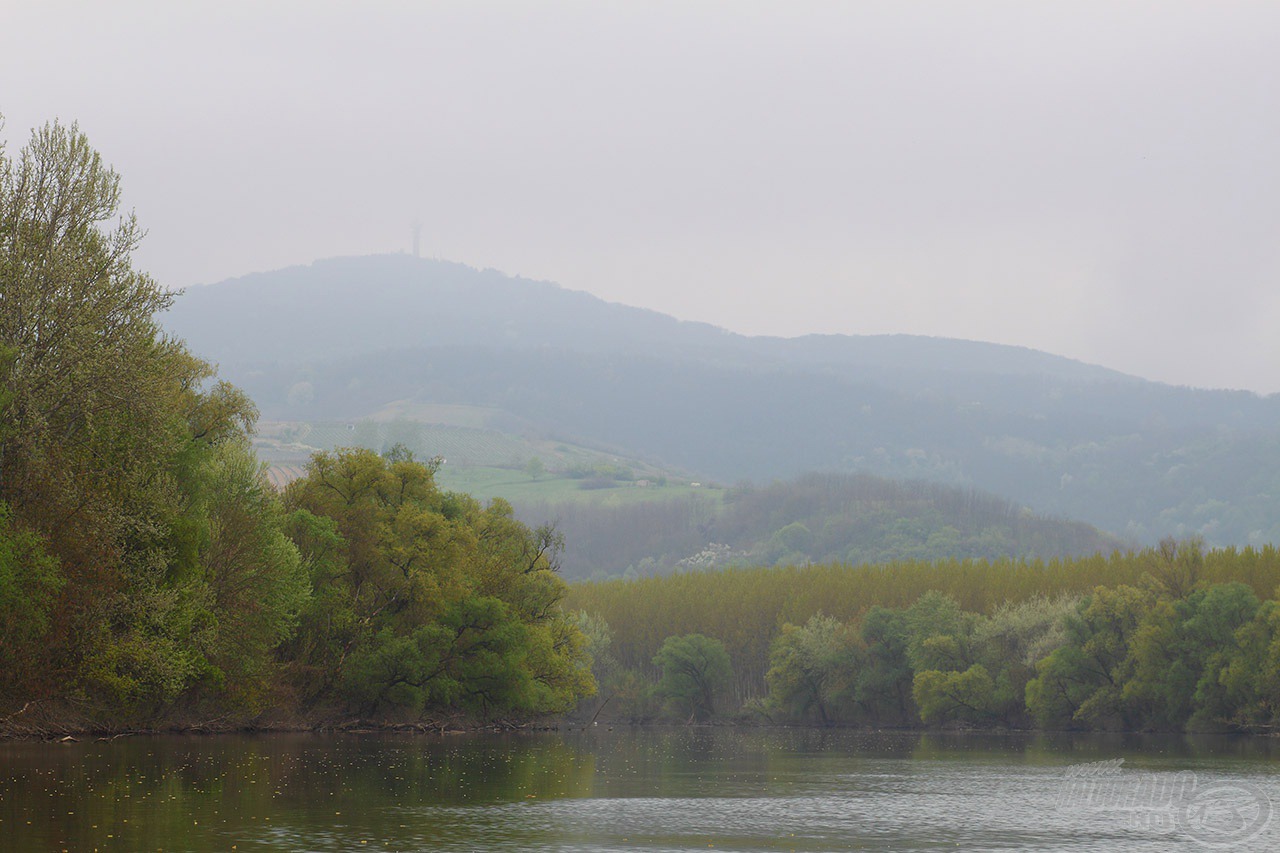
173, 255, 1132, 382
164, 254, 1280, 548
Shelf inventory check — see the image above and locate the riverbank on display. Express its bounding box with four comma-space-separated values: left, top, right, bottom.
0, 701, 570, 742
8, 708, 1277, 743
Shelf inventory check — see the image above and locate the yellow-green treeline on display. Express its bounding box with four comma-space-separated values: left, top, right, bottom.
0, 120, 594, 733
569, 542, 1280, 731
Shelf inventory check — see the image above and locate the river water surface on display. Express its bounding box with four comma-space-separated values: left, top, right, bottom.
1, 728, 1277, 851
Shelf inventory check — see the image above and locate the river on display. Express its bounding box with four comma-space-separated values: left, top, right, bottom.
1, 727, 1276, 851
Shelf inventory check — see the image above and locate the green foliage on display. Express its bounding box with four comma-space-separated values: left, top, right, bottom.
0, 503, 63, 706
913, 665, 997, 725
766, 614, 856, 724
1023, 585, 1151, 729
284, 447, 594, 719
852, 606, 915, 724
1124, 582, 1259, 731
574, 539, 1280, 731
1142, 536, 1207, 600
526, 472, 1120, 581
652, 634, 734, 721
340, 595, 530, 715
0, 119, 594, 730
970, 595, 1079, 725
574, 610, 616, 682
1220, 600, 1280, 729
0, 118, 306, 723
184, 441, 309, 711
904, 592, 975, 673
0, 345, 14, 446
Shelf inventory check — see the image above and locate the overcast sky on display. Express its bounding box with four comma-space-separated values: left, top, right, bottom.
3, 2, 1278, 392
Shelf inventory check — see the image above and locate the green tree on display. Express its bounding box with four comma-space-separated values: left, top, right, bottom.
913, 665, 997, 725
905, 590, 977, 673
572, 610, 620, 720
766, 614, 854, 724
969, 595, 1078, 726
652, 633, 733, 721
904, 591, 991, 726
766, 522, 813, 565
1025, 585, 1152, 729
0, 118, 293, 720
849, 605, 915, 724
0, 119, 183, 528
1143, 536, 1205, 600
284, 447, 593, 717
1220, 599, 1280, 729
0, 502, 62, 710
1123, 582, 1259, 731
181, 441, 309, 712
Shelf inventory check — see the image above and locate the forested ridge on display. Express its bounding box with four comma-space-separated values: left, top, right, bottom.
0, 120, 593, 736
165, 256, 1280, 550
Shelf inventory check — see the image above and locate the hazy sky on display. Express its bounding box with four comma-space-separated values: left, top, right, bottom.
4, 2, 1278, 392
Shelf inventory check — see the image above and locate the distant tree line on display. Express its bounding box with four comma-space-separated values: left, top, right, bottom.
569, 540, 1280, 731
521, 472, 1122, 581
0, 120, 593, 735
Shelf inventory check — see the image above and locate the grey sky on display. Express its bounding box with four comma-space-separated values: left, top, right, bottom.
4, 2, 1278, 392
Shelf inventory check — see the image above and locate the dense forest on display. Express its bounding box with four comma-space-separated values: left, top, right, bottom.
0, 120, 593, 736
567, 540, 1280, 732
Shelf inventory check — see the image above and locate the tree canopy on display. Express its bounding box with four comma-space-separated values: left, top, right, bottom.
0, 119, 594, 733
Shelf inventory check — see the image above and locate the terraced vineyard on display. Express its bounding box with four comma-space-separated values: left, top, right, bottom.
262, 464, 305, 490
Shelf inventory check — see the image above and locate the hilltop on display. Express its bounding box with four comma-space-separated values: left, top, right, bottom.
163, 254, 1280, 548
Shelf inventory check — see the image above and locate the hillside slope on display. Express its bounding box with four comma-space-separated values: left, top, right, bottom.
516, 471, 1125, 581
163, 254, 1280, 547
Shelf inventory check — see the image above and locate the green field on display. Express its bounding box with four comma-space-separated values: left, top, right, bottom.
433, 465, 724, 506
253, 418, 713, 505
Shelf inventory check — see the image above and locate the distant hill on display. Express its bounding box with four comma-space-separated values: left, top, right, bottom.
168, 255, 1135, 386
163, 253, 1280, 548
515, 471, 1125, 582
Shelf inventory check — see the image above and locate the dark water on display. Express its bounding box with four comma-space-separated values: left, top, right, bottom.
1, 727, 1277, 851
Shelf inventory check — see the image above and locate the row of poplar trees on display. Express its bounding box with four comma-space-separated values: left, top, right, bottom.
572, 541, 1280, 731
0, 118, 593, 732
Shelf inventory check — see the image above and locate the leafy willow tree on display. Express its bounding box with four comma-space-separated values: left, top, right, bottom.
904, 592, 1000, 726
766, 614, 856, 724
178, 441, 309, 713
851, 605, 915, 724
1220, 599, 1280, 729
281, 446, 593, 718
910, 595, 1079, 727
1123, 582, 1259, 731
652, 634, 733, 721
970, 595, 1078, 725
1024, 585, 1153, 729
571, 610, 622, 720
1, 119, 184, 520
